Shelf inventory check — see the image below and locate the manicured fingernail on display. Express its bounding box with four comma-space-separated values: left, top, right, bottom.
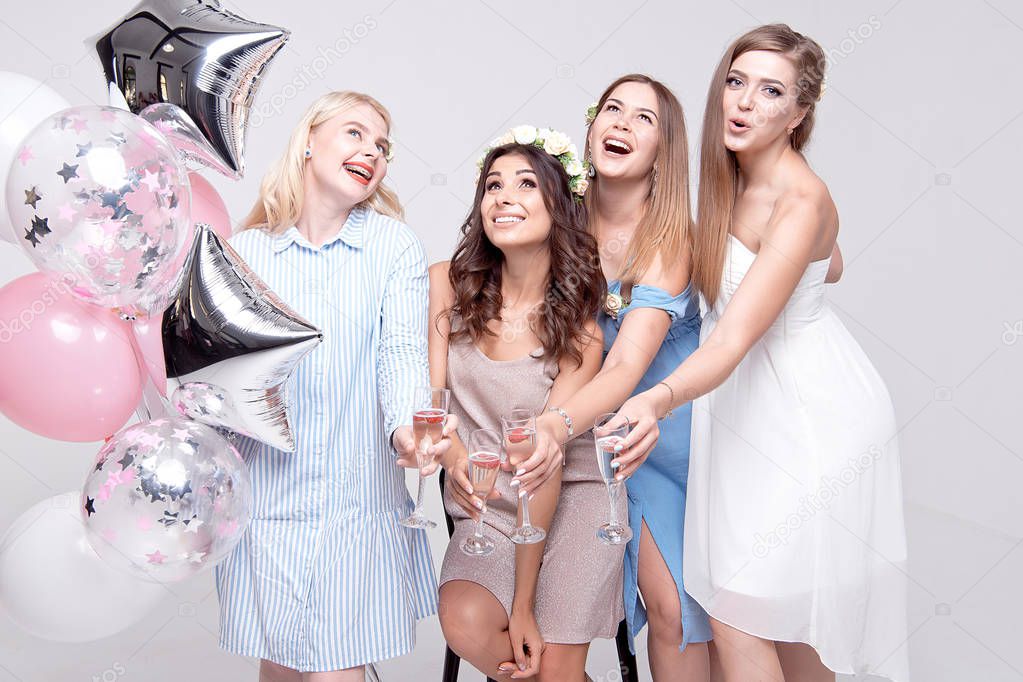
519, 664, 527, 671
519, 488, 528, 498
473, 499, 483, 510
528, 493, 535, 501
464, 485, 473, 494
498, 664, 512, 672
614, 444, 623, 452
610, 460, 620, 469
615, 474, 624, 482
515, 468, 525, 476
510, 479, 520, 487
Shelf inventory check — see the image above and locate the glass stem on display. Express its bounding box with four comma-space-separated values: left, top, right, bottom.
413, 469, 426, 515
474, 505, 486, 539
607, 482, 621, 527
520, 493, 533, 529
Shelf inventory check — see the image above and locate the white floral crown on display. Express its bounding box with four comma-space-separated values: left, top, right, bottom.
475, 125, 589, 199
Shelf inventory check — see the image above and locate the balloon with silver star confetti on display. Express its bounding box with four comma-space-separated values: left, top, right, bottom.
0, 71, 71, 245
82, 416, 252, 583
92, 0, 290, 178
4, 105, 193, 319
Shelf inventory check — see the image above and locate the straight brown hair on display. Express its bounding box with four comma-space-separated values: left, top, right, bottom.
693, 24, 826, 307
584, 74, 694, 286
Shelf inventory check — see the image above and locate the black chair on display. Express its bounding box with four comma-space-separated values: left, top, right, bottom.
438, 471, 639, 682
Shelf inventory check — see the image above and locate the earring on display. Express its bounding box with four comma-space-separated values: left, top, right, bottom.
587, 154, 596, 178
304, 148, 312, 158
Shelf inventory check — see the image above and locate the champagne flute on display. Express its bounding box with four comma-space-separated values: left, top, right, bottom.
501, 408, 546, 544
400, 386, 450, 529
593, 412, 633, 545
461, 428, 502, 557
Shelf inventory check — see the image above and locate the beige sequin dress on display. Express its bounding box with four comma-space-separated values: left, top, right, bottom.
439, 332, 626, 644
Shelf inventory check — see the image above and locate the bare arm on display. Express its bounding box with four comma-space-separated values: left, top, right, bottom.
618, 192, 832, 457
518, 252, 688, 490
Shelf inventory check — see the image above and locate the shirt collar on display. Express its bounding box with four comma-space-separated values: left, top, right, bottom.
271, 205, 367, 253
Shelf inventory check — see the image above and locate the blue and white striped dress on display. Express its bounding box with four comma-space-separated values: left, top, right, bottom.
215, 205, 437, 671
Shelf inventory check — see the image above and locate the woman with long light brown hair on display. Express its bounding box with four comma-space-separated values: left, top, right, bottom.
614, 25, 910, 682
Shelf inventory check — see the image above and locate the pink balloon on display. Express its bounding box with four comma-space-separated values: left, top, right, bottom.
0, 273, 143, 441
188, 172, 232, 239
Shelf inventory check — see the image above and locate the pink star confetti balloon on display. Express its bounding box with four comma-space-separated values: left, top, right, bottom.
82, 416, 252, 583
4, 105, 193, 319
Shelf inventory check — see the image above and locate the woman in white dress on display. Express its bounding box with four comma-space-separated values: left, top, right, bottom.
614, 25, 910, 682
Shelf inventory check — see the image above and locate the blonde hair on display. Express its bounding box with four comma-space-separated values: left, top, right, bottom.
693, 24, 826, 307
240, 91, 404, 232
584, 74, 694, 287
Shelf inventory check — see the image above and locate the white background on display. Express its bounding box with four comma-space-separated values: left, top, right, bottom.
0, 0, 1021, 680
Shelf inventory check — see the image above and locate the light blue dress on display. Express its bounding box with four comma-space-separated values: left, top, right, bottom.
597, 280, 712, 653
214, 206, 437, 671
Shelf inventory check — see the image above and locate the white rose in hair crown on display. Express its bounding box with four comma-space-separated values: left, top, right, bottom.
475, 125, 590, 200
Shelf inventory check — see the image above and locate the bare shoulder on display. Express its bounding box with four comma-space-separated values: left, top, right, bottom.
428, 260, 454, 302
563, 318, 604, 371
428, 260, 451, 281
768, 170, 838, 249
634, 247, 691, 296
581, 318, 603, 345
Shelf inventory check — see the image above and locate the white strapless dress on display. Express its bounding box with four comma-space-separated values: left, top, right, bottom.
685, 234, 910, 681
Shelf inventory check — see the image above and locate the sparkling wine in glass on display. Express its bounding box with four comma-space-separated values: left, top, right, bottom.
502, 409, 546, 544
461, 429, 502, 557
400, 387, 450, 529
593, 412, 633, 545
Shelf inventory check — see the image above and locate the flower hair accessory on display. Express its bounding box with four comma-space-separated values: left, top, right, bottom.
385, 137, 396, 163
475, 125, 589, 199
585, 102, 598, 126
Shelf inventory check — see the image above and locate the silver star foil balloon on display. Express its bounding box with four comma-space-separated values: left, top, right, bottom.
139, 102, 238, 179
92, 0, 290, 178
158, 223, 322, 452
82, 416, 252, 583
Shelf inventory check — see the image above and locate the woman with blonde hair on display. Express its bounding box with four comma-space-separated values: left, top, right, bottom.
215, 91, 457, 682
616, 25, 909, 681
472, 74, 714, 680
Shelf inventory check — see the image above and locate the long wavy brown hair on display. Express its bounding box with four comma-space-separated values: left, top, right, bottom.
444, 143, 606, 367
693, 24, 826, 307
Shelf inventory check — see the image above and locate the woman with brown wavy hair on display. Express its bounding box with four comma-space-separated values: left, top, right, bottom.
431, 133, 624, 681
494, 75, 714, 680
616, 25, 910, 682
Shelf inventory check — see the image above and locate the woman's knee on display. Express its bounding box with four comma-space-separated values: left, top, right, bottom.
537, 644, 588, 682
644, 592, 684, 643
438, 582, 505, 658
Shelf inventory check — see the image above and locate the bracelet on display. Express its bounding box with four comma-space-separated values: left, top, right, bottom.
657, 381, 675, 419
547, 406, 574, 438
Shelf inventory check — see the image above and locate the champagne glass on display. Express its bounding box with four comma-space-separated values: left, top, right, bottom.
501, 408, 546, 544
593, 412, 633, 545
461, 428, 502, 557
400, 387, 450, 529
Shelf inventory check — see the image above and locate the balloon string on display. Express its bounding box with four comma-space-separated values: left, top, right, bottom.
125, 319, 172, 423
